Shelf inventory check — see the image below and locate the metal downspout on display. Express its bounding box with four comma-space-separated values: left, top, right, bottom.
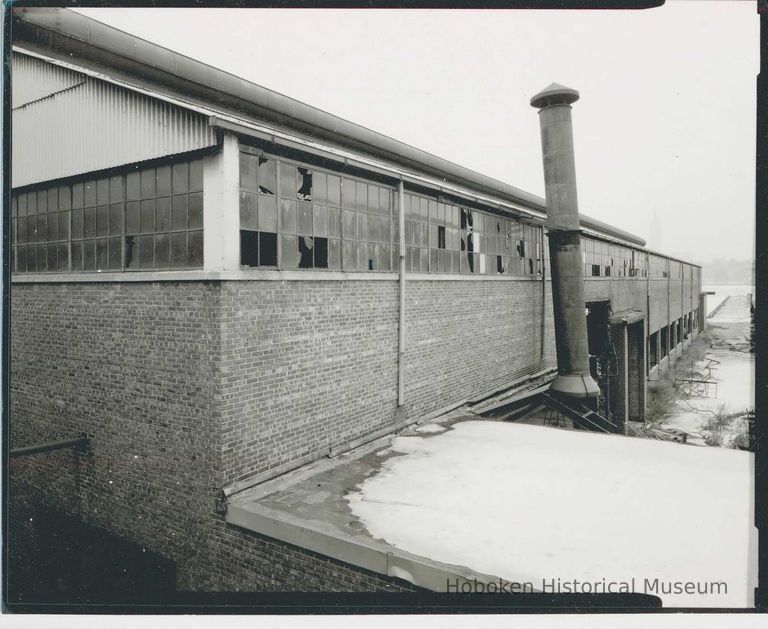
398, 180, 406, 406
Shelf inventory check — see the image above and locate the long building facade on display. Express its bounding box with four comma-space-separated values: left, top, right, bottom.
9, 8, 703, 592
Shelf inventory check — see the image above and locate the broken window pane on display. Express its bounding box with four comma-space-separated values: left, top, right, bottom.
314, 237, 328, 269
298, 235, 314, 268
297, 168, 312, 201
259, 158, 276, 195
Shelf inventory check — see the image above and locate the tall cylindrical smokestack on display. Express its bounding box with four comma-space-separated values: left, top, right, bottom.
531, 83, 599, 400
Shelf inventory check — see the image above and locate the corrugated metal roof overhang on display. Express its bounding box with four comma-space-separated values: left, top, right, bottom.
11, 7, 649, 248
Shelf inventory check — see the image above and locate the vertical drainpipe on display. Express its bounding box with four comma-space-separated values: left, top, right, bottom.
531, 83, 599, 401
398, 180, 406, 406
540, 225, 546, 362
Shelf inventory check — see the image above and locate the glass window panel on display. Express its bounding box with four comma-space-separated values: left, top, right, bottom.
126, 172, 140, 201
96, 178, 109, 205
140, 200, 154, 234
188, 230, 203, 267
125, 202, 140, 235
328, 238, 341, 270
37, 215, 47, 242
108, 204, 122, 237
342, 210, 356, 240
357, 212, 368, 241
96, 205, 109, 237
297, 201, 313, 235
156, 166, 172, 197
419, 222, 429, 247
327, 175, 341, 207
430, 248, 438, 272
313, 172, 327, 205
172, 162, 189, 194
429, 224, 438, 249
70, 242, 82, 271
170, 233, 187, 268
280, 233, 299, 269
279, 199, 297, 234
240, 192, 259, 230
154, 197, 170, 232
429, 200, 438, 222
155, 233, 170, 268
380, 188, 391, 214
279, 163, 296, 199
96, 238, 109, 270
258, 195, 278, 232
47, 187, 59, 212
355, 182, 367, 212
70, 209, 82, 240
56, 243, 68, 271
342, 178, 356, 209
27, 192, 38, 216
140, 169, 155, 198
18, 217, 28, 244
240, 153, 259, 192
36, 190, 47, 214
189, 160, 204, 193
47, 212, 58, 242
380, 244, 391, 271
328, 207, 341, 237
108, 237, 122, 270
83, 240, 96, 271
420, 248, 430, 272
107, 176, 123, 204
137, 235, 153, 268
258, 158, 276, 195
342, 240, 356, 271
313, 205, 328, 237
188, 192, 203, 230
171, 195, 188, 231
46, 243, 57, 271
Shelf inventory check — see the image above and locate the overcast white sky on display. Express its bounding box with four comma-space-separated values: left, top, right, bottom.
77, 2, 758, 265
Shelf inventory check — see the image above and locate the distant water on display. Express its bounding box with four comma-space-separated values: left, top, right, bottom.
702, 284, 755, 316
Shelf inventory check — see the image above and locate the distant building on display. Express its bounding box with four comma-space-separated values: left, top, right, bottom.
10, 8, 704, 592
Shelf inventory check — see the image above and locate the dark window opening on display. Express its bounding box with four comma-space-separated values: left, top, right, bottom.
661, 327, 669, 356
297, 235, 328, 269
649, 331, 658, 368
368, 258, 374, 271
497, 255, 504, 274
297, 168, 312, 201
466, 233, 474, 273
259, 231, 277, 267
240, 230, 259, 267
125, 235, 136, 269
591, 264, 601, 277
437, 225, 446, 249
605, 266, 611, 277
528, 258, 534, 275
298, 236, 313, 268
517, 240, 525, 258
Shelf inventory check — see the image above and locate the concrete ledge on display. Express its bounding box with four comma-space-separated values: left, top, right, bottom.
226, 492, 510, 592
13, 270, 548, 283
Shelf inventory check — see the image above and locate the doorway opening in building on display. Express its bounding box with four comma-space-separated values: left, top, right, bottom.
586, 300, 613, 420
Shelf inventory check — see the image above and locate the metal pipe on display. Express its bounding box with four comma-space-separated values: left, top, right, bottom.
398, 180, 406, 406
540, 225, 546, 362
10, 433, 89, 458
531, 83, 599, 400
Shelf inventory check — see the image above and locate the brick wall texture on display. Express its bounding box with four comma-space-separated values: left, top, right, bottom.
10, 271, 699, 591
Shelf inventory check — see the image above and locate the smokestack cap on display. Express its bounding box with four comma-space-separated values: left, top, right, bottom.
530, 82, 580, 109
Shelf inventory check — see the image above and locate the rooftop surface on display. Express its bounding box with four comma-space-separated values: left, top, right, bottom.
227, 412, 755, 607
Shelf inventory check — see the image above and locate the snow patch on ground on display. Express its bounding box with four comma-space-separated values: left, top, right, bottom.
347, 421, 754, 607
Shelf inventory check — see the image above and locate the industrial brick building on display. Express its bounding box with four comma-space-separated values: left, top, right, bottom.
9, 8, 704, 593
